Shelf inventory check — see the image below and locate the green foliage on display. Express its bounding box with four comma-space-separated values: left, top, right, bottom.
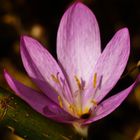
0, 87, 82, 140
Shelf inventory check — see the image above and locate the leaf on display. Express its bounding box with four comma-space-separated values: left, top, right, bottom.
0, 87, 82, 140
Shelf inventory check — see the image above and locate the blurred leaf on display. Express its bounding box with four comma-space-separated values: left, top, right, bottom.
0, 87, 82, 140
109, 131, 128, 140
134, 85, 140, 108
134, 128, 140, 140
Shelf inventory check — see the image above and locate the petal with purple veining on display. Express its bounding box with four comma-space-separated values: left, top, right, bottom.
4, 70, 75, 123
82, 28, 130, 107
20, 36, 73, 104
57, 2, 101, 93
83, 79, 137, 125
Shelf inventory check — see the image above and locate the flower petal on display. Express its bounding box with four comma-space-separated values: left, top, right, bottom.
20, 36, 73, 104
57, 2, 101, 93
4, 70, 75, 123
83, 78, 138, 125
83, 28, 130, 104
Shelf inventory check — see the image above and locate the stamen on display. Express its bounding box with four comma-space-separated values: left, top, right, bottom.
77, 108, 82, 117
74, 76, 83, 90
58, 96, 63, 108
91, 99, 97, 106
93, 73, 97, 88
83, 107, 90, 114
51, 74, 60, 84
69, 104, 75, 113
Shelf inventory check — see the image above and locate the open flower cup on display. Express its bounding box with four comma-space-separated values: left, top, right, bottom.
4, 2, 140, 136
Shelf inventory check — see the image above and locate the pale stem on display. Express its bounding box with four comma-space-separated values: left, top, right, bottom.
73, 122, 89, 137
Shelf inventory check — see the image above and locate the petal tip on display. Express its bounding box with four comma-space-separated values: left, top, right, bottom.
3, 70, 13, 91
20, 35, 29, 49
3, 68, 7, 74
20, 35, 29, 42
114, 27, 130, 46
20, 35, 38, 53
68, 1, 90, 14
71, 1, 84, 6
78, 2, 89, 10
3, 69, 9, 80
122, 27, 129, 35
20, 35, 32, 43
118, 27, 129, 36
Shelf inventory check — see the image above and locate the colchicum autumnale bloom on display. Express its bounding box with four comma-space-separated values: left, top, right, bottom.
4, 2, 140, 136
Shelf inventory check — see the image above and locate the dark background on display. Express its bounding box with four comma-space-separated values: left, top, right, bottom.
0, 0, 140, 139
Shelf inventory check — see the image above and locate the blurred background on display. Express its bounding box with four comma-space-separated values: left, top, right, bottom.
0, 0, 140, 139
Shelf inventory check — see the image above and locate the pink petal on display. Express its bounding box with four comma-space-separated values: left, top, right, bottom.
83, 28, 130, 104
20, 36, 73, 104
57, 2, 101, 93
83, 78, 138, 125
4, 70, 75, 123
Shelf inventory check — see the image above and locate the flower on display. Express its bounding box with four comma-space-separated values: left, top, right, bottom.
4, 2, 139, 136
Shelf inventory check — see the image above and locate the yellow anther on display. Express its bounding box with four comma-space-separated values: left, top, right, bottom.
91, 99, 97, 106
83, 107, 90, 114
69, 104, 74, 109
69, 104, 75, 112
51, 74, 60, 83
58, 96, 63, 108
74, 76, 82, 90
93, 73, 97, 88
77, 108, 82, 117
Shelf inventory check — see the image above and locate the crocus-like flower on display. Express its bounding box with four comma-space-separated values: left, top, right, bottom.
4, 2, 139, 136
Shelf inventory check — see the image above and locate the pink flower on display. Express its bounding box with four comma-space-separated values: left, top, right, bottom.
4, 2, 139, 134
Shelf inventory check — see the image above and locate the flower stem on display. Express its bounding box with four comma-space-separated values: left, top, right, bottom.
73, 122, 88, 137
